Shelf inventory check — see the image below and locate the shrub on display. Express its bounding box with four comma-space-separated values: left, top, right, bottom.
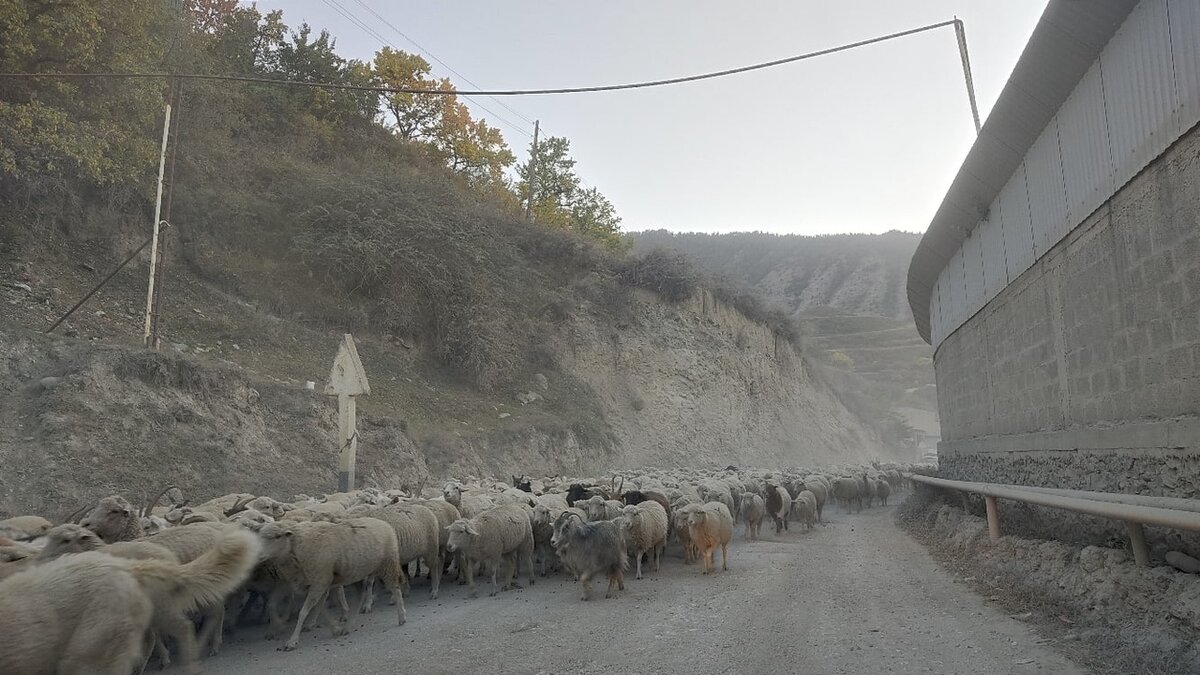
617, 248, 697, 303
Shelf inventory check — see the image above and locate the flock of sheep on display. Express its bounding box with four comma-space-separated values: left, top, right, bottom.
0, 463, 915, 673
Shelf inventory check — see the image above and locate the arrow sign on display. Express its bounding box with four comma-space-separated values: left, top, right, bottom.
325, 334, 369, 492
325, 333, 370, 396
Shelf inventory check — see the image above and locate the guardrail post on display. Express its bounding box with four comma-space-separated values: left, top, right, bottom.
985, 495, 1001, 541
1124, 521, 1149, 566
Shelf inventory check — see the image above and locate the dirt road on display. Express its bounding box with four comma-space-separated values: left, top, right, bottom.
206, 502, 1084, 675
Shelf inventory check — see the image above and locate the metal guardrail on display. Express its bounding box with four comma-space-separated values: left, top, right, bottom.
908, 474, 1200, 566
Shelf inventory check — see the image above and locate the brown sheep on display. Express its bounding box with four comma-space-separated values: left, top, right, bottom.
686, 502, 733, 574
0, 528, 259, 675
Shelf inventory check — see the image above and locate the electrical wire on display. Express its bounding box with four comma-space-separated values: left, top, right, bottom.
322, 0, 533, 138
0, 19, 959, 97
351, 0, 538, 126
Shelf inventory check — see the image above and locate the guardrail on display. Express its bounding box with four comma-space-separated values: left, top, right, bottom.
908, 474, 1200, 566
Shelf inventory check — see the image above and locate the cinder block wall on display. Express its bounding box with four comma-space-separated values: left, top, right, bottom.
933, 123, 1200, 553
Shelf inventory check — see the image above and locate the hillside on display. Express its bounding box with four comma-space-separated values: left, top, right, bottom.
629, 230, 938, 446
0, 1, 918, 515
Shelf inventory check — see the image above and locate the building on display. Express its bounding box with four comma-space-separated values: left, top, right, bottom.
907, 0, 1200, 536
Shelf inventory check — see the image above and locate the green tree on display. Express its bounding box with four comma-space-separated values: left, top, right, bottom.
516, 136, 624, 250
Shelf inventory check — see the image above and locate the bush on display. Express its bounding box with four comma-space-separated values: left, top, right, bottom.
617, 248, 697, 303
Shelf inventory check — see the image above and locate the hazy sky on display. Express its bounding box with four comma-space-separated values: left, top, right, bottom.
254, 1, 1047, 235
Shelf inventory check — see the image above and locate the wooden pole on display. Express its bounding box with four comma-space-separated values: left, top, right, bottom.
524, 120, 540, 221
142, 100, 173, 347
337, 393, 357, 492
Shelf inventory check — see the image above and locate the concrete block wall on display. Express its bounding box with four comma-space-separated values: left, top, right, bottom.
935, 123, 1200, 549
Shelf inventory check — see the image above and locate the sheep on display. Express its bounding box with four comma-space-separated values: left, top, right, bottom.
833, 477, 863, 513
673, 507, 699, 563
549, 511, 628, 600
0, 515, 53, 540
686, 501, 734, 574
0, 527, 258, 675
793, 491, 818, 531
348, 503, 442, 598
140, 514, 171, 534
581, 495, 622, 521
442, 481, 497, 518
80, 495, 144, 543
37, 524, 178, 563
142, 522, 243, 655
802, 479, 828, 523
618, 500, 668, 579
765, 485, 791, 534
531, 503, 564, 576
0, 540, 38, 581
258, 517, 406, 651
739, 493, 765, 540
536, 492, 570, 511
245, 496, 291, 519
445, 504, 536, 597
861, 473, 879, 508
875, 479, 892, 506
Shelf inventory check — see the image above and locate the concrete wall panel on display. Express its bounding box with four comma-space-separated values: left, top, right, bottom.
1170, 0, 1200, 126
963, 227, 986, 313
979, 215, 1008, 301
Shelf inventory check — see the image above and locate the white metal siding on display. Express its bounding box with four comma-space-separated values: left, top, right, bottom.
1103, 0, 1178, 184
999, 164, 1036, 282
963, 227, 985, 312
1024, 119, 1071, 256
930, 0, 1200, 349
1058, 63, 1115, 223
1170, 0, 1200, 125
980, 215, 1008, 301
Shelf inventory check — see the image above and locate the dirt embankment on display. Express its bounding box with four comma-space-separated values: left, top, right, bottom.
0, 282, 897, 516
898, 489, 1200, 675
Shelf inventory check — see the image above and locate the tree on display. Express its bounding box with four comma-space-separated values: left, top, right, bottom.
184, 0, 238, 34
516, 136, 624, 250
372, 48, 514, 188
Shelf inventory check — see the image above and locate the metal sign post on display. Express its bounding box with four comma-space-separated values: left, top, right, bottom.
324, 334, 370, 492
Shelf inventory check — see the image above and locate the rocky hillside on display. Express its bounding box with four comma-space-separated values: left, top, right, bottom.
629, 230, 938, 445
0, 263, 889, 517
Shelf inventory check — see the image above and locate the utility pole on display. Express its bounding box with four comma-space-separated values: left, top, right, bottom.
142, 97, 173, 348
524, 120, 540, 221
148, 79, 182, 349
953, 17, 982, 135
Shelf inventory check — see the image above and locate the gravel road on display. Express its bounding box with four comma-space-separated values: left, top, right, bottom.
206, 502, 1085, 675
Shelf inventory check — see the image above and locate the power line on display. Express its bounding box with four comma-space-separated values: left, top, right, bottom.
322, 0, 533, 138
0, 19, 959, 97
351, 0, 538, 126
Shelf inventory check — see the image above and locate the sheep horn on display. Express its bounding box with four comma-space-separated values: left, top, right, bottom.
180, 514, 210, 526
63, 504, 90, 524
142, 484, 177, 518
224, 496, 255, 518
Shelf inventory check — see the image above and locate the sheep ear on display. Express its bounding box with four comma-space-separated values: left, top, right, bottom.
465, 523, 480, 536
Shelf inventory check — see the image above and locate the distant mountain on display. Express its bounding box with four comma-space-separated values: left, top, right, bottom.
629, 230, 920, 320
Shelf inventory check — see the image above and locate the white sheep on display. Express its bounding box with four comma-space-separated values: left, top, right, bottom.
445, 504, 535, 597
619, 500, 668, 579
686, 502, 733, 574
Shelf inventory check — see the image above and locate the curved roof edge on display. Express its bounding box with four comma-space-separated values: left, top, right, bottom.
907, 0, 1138, 344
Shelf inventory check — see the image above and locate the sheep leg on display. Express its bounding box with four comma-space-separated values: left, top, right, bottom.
157, 611, 200, 675
721, 543, 729, 571
428, 550, 442, 599
523, 544, 536, 587
197, 602, 224, 656
579, 571, 594, 601
359, 578, 376, 614
464, 555, 478, 597
332, 586, 351, 636
264, 587, 294, 640
282, 585, 329, 651
635, 549, 644, 580
489, 557, 504, 596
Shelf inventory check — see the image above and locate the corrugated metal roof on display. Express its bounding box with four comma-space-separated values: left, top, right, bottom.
907, 0, 1139, 344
